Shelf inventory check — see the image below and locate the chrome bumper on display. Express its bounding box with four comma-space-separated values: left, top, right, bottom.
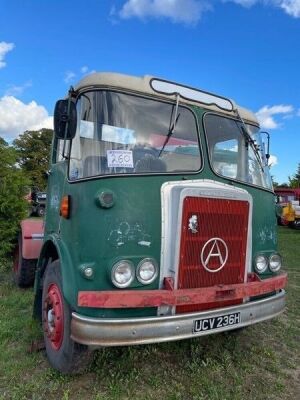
71, 290, 285, 348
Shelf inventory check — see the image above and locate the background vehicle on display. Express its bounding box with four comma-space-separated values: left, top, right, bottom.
275, 188, 300, 229
16, 73, 286, 373
31, 189, 47, 217
13, 219, 44, 287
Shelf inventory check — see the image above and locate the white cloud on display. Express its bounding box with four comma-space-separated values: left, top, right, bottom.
279, 0, 300, 17
80, 65, 96, 76
224, 0, 258, 6
118, 0, 212, 25
5, 81, 32, 97
0, 96, 53, 142
64, 66, 96, 84
0, 41, 15, 69
114, 0, 300, 25
268, 154, 278, 167
225, 0, 300, 18
81, 66, 89, 74
255, 104, 294, 129
64, 71, 76, 84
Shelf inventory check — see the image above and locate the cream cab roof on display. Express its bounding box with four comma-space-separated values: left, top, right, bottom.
74, 72, 258, 126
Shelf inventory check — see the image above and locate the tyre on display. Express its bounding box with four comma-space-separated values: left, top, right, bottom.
42, 260, 92, 374
37, 206, 45, 218
13, 234, 36, 288
278, 217, 289, 226
291, 219, 300, 230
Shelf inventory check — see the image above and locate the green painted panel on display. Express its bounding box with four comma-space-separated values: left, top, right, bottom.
42, 105, 278, 318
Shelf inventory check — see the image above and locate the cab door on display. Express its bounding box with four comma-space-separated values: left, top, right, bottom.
44, 139, 69, 236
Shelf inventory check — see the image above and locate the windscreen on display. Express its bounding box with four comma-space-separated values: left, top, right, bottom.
69, 90, 201, 179
204, 114, 273, 190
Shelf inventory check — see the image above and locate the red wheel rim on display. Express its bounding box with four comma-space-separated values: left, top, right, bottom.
43, 283, 64, 350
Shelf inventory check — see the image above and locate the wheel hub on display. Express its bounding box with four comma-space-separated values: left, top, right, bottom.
43, 283, 64, 350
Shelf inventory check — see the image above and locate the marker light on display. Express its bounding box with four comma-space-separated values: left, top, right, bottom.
269, 254, 282, 272
111, 260, 134, 288
137, 258, 158, 285
254, 255, 268, 273
60, 195, 71, 219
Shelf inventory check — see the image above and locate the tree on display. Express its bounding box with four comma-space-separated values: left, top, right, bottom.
0, 137, 30, 261
288, 163, 300, 188
271, 175, 279, 188
275, 183, 289, 188
13, 129, 53, 190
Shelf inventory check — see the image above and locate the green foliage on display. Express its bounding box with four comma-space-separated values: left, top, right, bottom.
271, 175, 279, 188
288, 163, 300, 188
0, 137, 29, 261
13, 129, 53, 190
275, 182, 289, 188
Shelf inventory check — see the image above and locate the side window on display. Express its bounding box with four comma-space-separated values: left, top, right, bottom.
212, 139, 238, 179
56, 139, 64, 162
54, 139, 70, 163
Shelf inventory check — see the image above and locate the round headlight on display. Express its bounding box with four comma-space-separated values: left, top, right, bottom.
111, 260, 134, 288
137, 258, 158, 284
254, 255, 268, 273
269, 253, 282, 272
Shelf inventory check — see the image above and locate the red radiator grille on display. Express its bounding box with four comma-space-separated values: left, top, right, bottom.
176, 196, 249, 313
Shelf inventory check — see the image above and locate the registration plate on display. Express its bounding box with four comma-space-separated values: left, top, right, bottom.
193, 312, 241, 333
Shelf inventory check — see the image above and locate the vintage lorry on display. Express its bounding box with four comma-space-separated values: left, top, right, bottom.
14, 73, 287, 373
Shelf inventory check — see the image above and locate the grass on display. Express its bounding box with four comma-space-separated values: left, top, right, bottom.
0, 226, 299, 400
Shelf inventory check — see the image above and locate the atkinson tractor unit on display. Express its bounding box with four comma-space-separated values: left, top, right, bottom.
14, 73, 287, 373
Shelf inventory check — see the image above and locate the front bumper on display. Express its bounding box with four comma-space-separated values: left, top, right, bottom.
71, 289, 286, 347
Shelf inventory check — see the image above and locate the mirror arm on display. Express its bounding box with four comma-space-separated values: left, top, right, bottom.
260, 131, 270, 166
62, 87, 75, 159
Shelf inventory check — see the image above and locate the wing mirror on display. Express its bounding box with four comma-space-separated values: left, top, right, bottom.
54, 99, 77, 140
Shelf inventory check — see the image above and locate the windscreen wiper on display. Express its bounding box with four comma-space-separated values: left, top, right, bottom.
159, 93, 180, 157
235, 108, 264, 171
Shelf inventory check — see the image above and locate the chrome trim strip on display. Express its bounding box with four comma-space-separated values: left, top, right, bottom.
31, 233, 44, 240
71, 290, 285, 348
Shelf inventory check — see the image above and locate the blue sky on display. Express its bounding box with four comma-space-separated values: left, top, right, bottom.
0, 0, 299, 184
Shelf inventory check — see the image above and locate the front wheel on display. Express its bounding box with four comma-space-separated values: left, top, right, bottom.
42, 260, 92, 374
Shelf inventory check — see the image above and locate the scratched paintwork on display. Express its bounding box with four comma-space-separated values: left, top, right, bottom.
107, 221, 151, 248
77, 273, 287, 308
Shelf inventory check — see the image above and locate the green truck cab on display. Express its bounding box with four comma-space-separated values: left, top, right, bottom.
34, 73, 287, 373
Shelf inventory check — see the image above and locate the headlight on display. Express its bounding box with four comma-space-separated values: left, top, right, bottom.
254, 255, 268, 273
111, 260, 134, 288
136, 258, 158, 284
269, 253, 282, 272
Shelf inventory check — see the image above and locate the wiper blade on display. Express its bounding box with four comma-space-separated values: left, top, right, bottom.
241, 125, 256, 148
235, 108, 264, 171
240, 125, 264, 171
159, 93, 180, 157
